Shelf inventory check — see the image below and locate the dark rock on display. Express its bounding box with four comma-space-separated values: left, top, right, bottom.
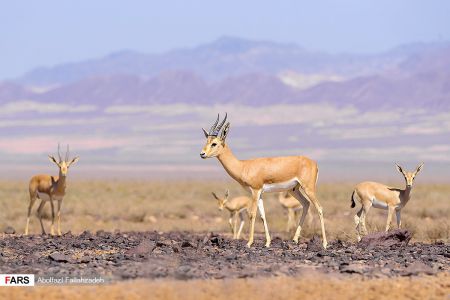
358, 229, 412, 249
4, 226, 15, 234
306, 236, 323, 252
210, 235, 222, 247
181, 240, 194, 248
202, 233, 212, 245
48, 252, 71, 263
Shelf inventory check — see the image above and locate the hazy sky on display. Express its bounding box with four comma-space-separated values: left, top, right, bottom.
1, 0, 449, 79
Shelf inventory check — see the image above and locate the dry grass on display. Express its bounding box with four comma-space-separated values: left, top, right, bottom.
0, 180, 448, 243
2, 273, 449, 300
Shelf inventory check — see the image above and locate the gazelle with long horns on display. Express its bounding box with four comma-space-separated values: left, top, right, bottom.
351, 163, 424, 241
25, 144, 79, 235
200, 114, 327, 248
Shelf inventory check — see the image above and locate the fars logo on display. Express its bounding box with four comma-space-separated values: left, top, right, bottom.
0, 274, 35, 286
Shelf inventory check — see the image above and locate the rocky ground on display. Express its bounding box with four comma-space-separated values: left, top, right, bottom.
0, 229, 448, 281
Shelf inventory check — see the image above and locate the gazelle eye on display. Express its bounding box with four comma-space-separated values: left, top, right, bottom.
211, 143, 217, 147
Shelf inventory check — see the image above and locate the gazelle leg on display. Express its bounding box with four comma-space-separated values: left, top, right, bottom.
396, 209, 402, 229
49, 197, 55, 235
354, 207, 363, 242
386, 206, 395, 232
25, 196, 37, 235
57, 199, 62, 236
236, 211, 245, 239
233, 212, 238, 239
228, 213, 234, 237
37, 200, 46, 235
303, 188, 327, 249
360, 202, 371, 236
247, 189, 261, 248
257, 196, 271, 247
288, 187, 310, 244
287, 208, 296, 233
306, 207, 313, 227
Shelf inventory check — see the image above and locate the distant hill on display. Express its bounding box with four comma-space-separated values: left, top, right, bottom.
0, 37, 449, 174
19, 36, 447, 86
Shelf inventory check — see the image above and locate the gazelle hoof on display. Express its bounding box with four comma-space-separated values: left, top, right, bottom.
322, 242, 328, 249
265, 241, 271, 248
246, 241, 253, 248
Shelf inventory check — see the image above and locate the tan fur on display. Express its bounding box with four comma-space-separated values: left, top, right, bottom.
201, 115, 327, 248
25, 145, 79, 236
212, 191, 251, 239
351, 163, 423, 241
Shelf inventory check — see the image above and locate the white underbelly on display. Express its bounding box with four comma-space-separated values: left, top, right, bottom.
372, 197, 388, 210
262, 179, 298, 193
37, 192, 62, 201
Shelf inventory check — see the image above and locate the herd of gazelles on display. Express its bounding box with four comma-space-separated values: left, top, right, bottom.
24, 114, 424, 250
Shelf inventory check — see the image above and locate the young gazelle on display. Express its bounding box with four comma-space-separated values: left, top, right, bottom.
200, 114, 327, 248
212, 190, 251, 239
351, 163, 424, 241
278, 192, 313, 235
25, 144, 79, 235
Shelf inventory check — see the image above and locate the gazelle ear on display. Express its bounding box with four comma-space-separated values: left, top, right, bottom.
202, 128, 208, 138
395, 163, 404, 174
211, 192, 219, 200
415, 162, 424, 174
68, 156, 79, 167
48, 155, 59, 165
220, 122, 230, 142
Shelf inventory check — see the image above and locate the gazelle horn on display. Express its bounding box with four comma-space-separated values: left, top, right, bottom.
57, 143, 62, 162
65, 145, 70, 162
208, 114, 219, 136
213, 113, 227, 136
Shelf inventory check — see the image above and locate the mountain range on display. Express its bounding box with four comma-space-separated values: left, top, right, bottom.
0, 36, 449, 179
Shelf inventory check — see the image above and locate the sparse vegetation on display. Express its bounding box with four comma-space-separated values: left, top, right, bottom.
0, 180, 448, 243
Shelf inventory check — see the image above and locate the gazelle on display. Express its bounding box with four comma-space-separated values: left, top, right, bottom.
212, 190, 251, 239
200, 114, 327, 248
278, 192, 313, 235
351, 163, 424, 241
25, 144, 79, 235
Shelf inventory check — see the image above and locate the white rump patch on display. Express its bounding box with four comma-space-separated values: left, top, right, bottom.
372, 197, 388, 210
262, 179, 298, 193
